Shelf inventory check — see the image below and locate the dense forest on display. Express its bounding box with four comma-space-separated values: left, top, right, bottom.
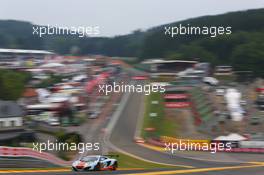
0, 8, 264, 76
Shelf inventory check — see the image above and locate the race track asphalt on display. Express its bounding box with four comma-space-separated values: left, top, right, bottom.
108, 87, 264, 174
110, 91, 240, 168
1, 78, 264, 175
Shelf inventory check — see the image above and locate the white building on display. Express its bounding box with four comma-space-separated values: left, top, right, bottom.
0, 101, 24, 129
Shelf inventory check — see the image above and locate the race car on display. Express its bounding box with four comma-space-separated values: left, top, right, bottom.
72, 155, 118, 171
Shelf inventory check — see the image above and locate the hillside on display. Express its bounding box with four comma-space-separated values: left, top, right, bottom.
0, 8, 264, 76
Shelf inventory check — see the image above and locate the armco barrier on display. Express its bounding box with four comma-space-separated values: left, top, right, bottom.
0, 146, 71, 166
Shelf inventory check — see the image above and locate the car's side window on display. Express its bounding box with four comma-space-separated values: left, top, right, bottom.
100, 157, 107, 161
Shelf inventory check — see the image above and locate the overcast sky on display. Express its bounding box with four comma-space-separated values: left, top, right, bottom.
0, 0, 263, 36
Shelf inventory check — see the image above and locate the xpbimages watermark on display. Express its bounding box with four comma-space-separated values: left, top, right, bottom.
98, 82, 166, 95
32, 24, 100, 37
164, 24, 232, 38
32, 141, 100, 153
164, 140, 232, 154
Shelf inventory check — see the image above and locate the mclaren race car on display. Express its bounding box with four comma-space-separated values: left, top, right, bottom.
72, 155, 118, 171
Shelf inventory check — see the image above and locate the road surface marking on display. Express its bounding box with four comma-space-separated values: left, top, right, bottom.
0, 168, 70, 174
248, 162, 264, 165
0, 168, 144, 174
127, 163, 264, 175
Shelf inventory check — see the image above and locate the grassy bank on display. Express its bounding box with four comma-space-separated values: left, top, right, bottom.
141, 92, 178, 139
110, 152, 174, 169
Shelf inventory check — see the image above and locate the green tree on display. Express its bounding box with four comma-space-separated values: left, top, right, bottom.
231, 40, 264, 77
0, 70, 30, 100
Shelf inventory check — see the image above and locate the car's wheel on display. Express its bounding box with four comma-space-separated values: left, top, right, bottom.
72, 167, 78, 172
112, 161, 118, 171
94, 162, 101, 171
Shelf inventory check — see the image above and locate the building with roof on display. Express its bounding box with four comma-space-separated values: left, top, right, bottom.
0, 48, 54, 58
0, 100, 31, 145
141, 59, 198, 76
0, 48, 55, 68
0, 100, 24, 130
0, 100, 24, 145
